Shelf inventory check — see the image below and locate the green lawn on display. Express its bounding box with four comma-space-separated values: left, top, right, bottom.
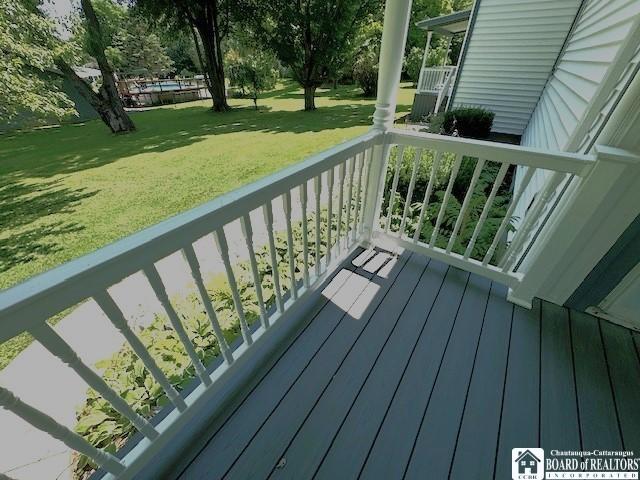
0, 81, 414, 293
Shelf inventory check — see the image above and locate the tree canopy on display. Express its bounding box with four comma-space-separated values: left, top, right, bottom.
240, 0, 382, 110
135, 0, 236, 111
0, 0, 75, 121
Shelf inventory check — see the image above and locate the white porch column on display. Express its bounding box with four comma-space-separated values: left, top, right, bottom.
372, 0, 413, 131
416, 31, 433, 92
363, 0, 413, 243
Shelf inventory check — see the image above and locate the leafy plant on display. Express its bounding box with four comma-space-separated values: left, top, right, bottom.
404, 46, 423, 85
380, 146, 514, 262
72, 185, 362, 479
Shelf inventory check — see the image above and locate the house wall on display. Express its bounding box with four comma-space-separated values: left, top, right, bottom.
451, 0, 582, 135
514, 0, 640, 233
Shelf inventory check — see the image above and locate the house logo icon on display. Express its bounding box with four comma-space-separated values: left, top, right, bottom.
512, 448, 544, 480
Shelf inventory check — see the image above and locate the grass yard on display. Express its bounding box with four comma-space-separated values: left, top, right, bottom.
0, 80, 414, 368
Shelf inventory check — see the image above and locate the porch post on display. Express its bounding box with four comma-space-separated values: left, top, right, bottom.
507, 147, 640, 308
372, 0, 413, 131
442, 35, 452, 66
363, 0, 413, 243
416, 31, 433, 92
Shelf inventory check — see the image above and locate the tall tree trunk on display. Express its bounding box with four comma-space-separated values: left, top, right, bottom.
55, 60, 134, 134
191, 2, 229, 112
304, 85, 317, 111
77, 0, 135, 133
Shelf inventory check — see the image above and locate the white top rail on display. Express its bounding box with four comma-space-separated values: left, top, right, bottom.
386, 129, 595, 175
0, 131, 381, 343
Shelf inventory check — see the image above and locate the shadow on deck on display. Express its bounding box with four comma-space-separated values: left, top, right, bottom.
170, 248, 640, 479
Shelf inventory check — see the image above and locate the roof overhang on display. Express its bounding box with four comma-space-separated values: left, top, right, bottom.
415, 9, 471, 35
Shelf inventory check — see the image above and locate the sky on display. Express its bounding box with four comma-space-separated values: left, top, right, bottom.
42, 0, 77, 38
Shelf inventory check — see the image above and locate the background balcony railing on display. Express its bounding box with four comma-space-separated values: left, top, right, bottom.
417, 65, 457, 95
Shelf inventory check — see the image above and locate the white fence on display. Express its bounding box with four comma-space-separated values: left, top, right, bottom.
417, 66, 457, 95
2, 127, 626, 479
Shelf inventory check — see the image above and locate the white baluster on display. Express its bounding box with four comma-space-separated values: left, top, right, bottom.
345, 156, 356, 246
240, 214, 269, 328
144, 265, 212, 386
414, 151, 442, 242
336, 162, 346, 253
300, 183, 310, 288
482, 167, 537, 266
464, 162, 509, 259
399, 148, 422, 236
214, 228, 253, 346
326, 168, 335, 268
282, 191, 299, 300
94, 292, 188, 411
181, 245, 235, 363
263, 202, 284, 312
352, 152, 365, 242
314, 175, 322, 277
0, 386, 125, 474
385, 146, 405, 233
359, 148, 373, 234
30, 323, 159, 439
430, 153, 463, 247
446, 158, 486, 253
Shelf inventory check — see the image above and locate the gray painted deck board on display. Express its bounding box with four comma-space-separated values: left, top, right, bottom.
358, 267, 469, 480
600, 321, 640, 453
571, 310, 623, 450
494, 299, 541, 480
404, 273, 491, 480
222, 252, 417, 479
448, 282, 513, 480
312, 259, 449, 480
177, 252, 640, 480
540, 301, 580, 451
268, 255, 432, 480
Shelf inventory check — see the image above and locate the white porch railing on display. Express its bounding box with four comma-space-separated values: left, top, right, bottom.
370, 129, 595, 295
1, 126, 634, 479
417, 65, 457, 95
0, 132, 378, 480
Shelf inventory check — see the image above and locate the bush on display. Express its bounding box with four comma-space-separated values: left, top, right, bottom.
443, 107, 495, 139
404, 47, 423, 85
353, 49, 378, 97
380, 146, 514, 260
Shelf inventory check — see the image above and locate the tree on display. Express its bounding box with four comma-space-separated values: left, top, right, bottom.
59, 0, 135, 133
0, 0, 74, 122
161, 30, 199, 76
241, 0, 382, 111
108, 15, 174, 77
135, 0, 233, 112
226, 44, 279, 109
404, 47, 423, 85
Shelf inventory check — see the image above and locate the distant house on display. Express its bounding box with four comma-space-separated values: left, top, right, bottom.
515, 449, 541, 475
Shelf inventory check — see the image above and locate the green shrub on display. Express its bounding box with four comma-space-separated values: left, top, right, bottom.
380, 146, 514, 260
353, 49, 378, 97
72, 196, 362, 479
443, 107, 495, 139
404, 47, 423, 85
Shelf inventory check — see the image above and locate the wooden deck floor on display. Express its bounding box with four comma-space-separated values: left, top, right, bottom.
176, 249, 640, 480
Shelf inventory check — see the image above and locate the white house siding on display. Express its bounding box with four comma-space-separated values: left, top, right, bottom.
515, 0, 640, 232
451, 0, 582, 135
